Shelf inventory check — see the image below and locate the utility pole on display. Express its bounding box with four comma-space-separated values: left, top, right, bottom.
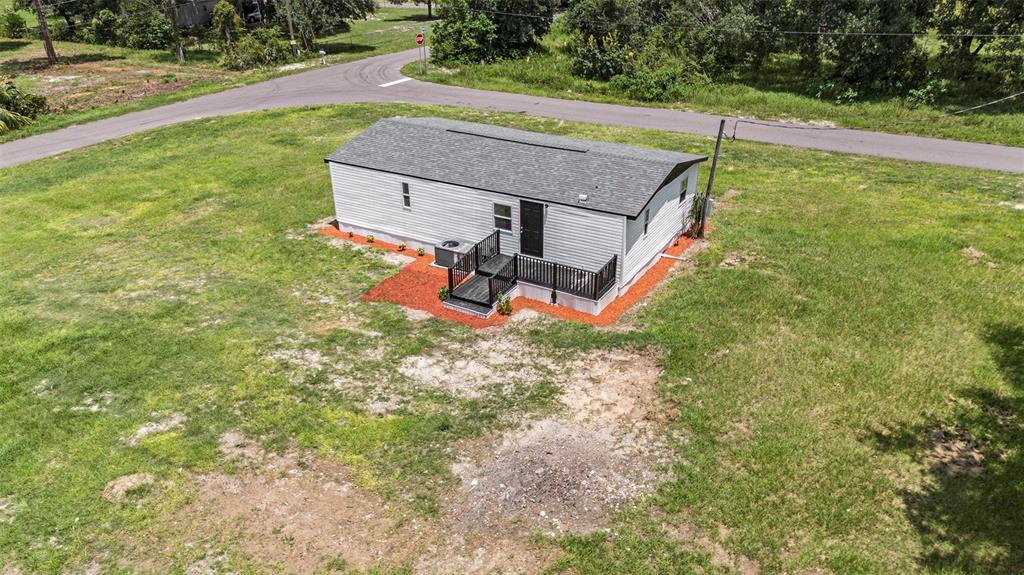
697, 119, 725, 239
32, 0, 57, 66
165, 0, 184, 63
283, 0, 297, 55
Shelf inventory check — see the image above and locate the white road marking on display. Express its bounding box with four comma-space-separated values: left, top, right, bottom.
379, 77, 412, 88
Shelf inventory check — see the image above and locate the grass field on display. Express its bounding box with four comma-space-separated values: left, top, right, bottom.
0, 7, 428, 142
1, 103, 1023, 574
405, 31, 1024, 148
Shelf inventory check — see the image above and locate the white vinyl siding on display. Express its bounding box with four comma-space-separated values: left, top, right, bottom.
330, 163, 624, 275
622, 165, 698, 284
540, 202, 622, 278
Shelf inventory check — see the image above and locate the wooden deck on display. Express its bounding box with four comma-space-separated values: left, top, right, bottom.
476, 253, 514, 278
451, 274, 491, 305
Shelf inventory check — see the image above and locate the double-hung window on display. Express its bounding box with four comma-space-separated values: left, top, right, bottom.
643, 208, 650, 235
402, 183, 411, 208
493, 203, 512, 231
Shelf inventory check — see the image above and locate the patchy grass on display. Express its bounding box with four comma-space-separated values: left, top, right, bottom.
405, 31, 1024, 147
0, 7, 429, 142
1, 103, 1023, 574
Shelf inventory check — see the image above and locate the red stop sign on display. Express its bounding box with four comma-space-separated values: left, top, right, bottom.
416, 32, 424, 45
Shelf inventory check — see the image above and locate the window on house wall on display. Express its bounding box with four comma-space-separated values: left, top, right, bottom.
643, 208, 650, 235
402, 183, 411, 208
493, 203, 512, 231
679, 179, 686, 204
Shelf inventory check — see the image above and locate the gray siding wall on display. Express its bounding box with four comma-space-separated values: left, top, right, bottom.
622, 165, 699, 284
329, 163, 624, 277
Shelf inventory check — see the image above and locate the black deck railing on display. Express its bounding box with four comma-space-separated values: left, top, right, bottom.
488, 253, 518, 303
447, 232, 618, 310
447, 244, 477, 292
475, 230, 500, 268
517, 253, 618, 301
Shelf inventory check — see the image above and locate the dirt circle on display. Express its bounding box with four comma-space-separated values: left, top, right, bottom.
448, 418, 669, 535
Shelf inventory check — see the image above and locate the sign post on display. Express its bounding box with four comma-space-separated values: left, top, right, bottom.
416, 28, 426, 74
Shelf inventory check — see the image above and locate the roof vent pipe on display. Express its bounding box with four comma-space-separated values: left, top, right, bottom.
578, 193, 589, 203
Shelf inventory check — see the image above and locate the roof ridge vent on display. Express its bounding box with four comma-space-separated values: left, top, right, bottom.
444, 129, 589, 153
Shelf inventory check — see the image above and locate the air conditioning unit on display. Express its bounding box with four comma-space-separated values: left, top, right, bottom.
434, 239, 475, 268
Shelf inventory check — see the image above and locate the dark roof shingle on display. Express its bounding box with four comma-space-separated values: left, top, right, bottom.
325, 117, 706, 217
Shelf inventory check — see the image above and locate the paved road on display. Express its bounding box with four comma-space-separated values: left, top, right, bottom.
3, 49, 1023, 172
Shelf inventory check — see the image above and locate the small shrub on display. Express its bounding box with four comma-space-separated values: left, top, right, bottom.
417, 247, 426, 257
1, 10, 28, 39
118, 7, 174, 50
1, 76, 46, 135
366, 234, 375, 243
438, 286, 450, 301
347, 230, 354, 238
569, 31, 634, 81
497, 293, 513, 315
397, 242, 407, 251
84, 9, 119, 45
221, 28, 291, 70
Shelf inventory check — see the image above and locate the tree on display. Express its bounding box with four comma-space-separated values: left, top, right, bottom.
468, 0, 557, 55
14, 0, 117, 39
431, 0, 496, 62
212, 0, 244, 47
931, 0, 1024, 80
288, 0, 375, 49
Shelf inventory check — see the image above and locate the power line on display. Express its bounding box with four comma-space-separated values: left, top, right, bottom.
950, 90, 1024, 115
469, 7, 1024, 39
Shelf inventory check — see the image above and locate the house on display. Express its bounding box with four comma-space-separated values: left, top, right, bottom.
325, 117, 707, 316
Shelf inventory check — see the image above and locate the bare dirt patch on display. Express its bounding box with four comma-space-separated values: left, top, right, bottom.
10, 54, 229, 113
0, 496, 16, 524
127, 413, 186, 446
398, 331, 555, 399
561, 349, 669, 431
960, 246, 998, 268
662, 517, 761, 575
448, 418, 667, 535
719, 252, 759, 269
185, 447, 427, 573
147, 431, 561, 575
927, 427, 985, 476
70, 391, 114, 413
102, 473, 157, 503
378, 251, 417, 266
402, 306, 434, 322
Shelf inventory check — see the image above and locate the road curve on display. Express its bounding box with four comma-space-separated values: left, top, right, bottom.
2, 48, 1023, 172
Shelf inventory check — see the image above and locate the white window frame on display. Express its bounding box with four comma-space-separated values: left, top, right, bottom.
401, 182, 411, 209
643, 208, 650, 236
493, 202, 513, 232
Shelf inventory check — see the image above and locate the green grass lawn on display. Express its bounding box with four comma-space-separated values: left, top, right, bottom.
405, 32, 1024, 148
0, 7, 428, 142
1, 103, 1023, 574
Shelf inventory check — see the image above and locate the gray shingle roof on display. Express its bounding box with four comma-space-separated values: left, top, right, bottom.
324, 117, 706, 217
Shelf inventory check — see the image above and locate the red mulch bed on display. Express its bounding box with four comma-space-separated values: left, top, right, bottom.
320, 226, 697, 329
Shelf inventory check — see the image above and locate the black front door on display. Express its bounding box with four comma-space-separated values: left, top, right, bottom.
520, 200, 544, 258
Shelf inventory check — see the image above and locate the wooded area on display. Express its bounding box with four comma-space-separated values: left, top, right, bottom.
430, 0, 1024, 104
